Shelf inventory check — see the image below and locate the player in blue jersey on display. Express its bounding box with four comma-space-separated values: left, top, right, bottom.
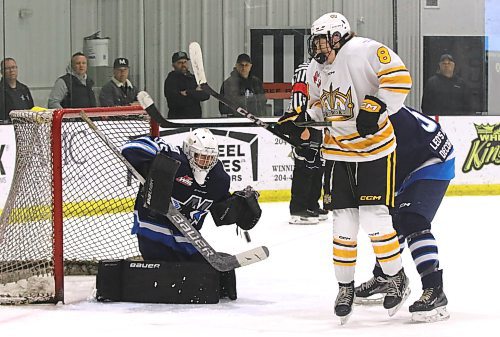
352, 106, 454, 322
122, 128, 261, 263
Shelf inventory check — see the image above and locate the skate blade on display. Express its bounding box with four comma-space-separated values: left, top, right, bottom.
288, 219, 319, 225
337, 311, 353, 325
411, 306, 450, 323
387, 287, 411, 317
353, 294, 384, 305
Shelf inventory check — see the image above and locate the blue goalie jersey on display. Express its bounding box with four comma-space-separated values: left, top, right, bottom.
122, 136, 231, 256
390, 106, 455, 194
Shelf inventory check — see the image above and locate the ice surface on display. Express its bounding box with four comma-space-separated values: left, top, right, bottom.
1, 196, 499, 337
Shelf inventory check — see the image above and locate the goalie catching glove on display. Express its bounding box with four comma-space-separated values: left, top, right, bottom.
210, 186, 262, 230
356, 95, 386, 137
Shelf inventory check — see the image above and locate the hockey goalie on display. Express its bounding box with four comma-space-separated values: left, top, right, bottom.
96, 93, 262, 304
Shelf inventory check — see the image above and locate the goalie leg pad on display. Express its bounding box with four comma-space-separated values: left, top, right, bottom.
96, 259, 226, 304
142, 153, 180, 215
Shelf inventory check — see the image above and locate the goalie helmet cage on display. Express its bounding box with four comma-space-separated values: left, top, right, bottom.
0, 106, 159, 304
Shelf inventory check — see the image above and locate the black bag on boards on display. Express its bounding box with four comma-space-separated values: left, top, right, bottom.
96, 259, 234, 304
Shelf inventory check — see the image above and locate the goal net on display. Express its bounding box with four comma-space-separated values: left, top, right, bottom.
0, 106, 158, 304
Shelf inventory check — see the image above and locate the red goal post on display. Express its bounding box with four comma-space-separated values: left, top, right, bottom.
0, 106, 158, 304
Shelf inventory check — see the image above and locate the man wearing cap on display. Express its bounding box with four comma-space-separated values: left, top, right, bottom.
219, 53, 267, 117
164, 51, 209, 119
99, 57, 139, 107
421, 53, 473, 115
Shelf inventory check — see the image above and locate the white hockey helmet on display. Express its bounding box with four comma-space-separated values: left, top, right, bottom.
183, 128, 219, 185
308, 12, 351, 63
311, 12, 351, 38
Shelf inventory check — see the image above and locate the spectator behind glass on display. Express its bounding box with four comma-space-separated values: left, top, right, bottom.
0, 58, 34, 123
48, 52, 97, 109
219, 53, 267, 117
99, 57, 139, 107
164, 51, 209, 119
421, 54, 473, 115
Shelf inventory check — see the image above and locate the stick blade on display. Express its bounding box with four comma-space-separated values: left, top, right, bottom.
189, 42, 207, 85
235, 246, 270, 267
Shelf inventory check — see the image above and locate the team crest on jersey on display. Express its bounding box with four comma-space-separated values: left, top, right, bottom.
176, 175, 194, 186
313, 71, 321, 87
320, 84, 355, 121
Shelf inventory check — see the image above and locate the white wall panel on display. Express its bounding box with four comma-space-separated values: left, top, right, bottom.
0, 0, 494, 117
2, 0, 71, 107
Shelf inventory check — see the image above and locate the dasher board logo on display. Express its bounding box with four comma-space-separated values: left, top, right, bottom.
159, 128, 259, 182
462, 123, 500, 173
0, 144, 5, 176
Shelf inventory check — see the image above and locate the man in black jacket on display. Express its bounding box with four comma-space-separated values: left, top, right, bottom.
219, 54, 267, 117
48, 52, 96, 109
164, 51, 209, 119
0, 58, 34, 122
421, 54, 473, 115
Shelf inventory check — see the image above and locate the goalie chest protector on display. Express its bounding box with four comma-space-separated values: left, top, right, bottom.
96, 259, 221, 304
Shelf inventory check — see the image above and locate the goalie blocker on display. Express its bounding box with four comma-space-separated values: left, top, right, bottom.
96, 259, 237, 304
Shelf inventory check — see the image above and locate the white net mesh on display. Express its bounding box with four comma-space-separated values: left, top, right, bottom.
0, 108, 155, 303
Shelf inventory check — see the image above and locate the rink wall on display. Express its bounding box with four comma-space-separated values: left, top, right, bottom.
1, 116, 499, 213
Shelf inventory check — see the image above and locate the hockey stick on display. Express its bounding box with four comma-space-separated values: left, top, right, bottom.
80, 112, 269, 272
293, 120, 331, 127
188, 42, 302, 148
137, 90, 276, 131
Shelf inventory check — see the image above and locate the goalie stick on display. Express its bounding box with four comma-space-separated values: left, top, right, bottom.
188, 42, 302, 148
80, 112, 269, 272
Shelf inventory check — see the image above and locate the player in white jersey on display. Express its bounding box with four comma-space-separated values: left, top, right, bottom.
304, 12, 411, 323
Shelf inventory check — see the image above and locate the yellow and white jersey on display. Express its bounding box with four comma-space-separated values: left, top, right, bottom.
306, 36, 412, 162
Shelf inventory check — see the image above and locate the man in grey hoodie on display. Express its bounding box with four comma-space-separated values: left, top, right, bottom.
48, 52, 97, 109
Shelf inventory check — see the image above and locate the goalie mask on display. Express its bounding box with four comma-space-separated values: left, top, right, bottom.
183, 128, 219, 185
308, 12, 351, 64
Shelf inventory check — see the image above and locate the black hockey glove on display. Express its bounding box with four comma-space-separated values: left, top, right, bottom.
233, 186, 262, 230
293, 140, 322, 169
210, 186, 262, 230
276, 105, 309, 139
142, 153, 180, 216
356, 95, 386, 137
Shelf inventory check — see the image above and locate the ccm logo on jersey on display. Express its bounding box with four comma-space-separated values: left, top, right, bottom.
360, 195, 382, 201
176, 175, 193, 186
129, 263, 160, 269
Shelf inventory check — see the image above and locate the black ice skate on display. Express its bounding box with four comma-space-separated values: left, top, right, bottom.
335, 282, 355, 325
383, 268, 411, 317
289, 211, 319, 225
409, 286, 450, 323
354, 275, 389, 304
308, 208, 329, 221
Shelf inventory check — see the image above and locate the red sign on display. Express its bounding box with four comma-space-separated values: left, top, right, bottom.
263, 82, 292, 99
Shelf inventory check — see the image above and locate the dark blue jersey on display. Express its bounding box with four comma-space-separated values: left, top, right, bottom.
390, 106, 455, 194
122, 136, 230, 255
